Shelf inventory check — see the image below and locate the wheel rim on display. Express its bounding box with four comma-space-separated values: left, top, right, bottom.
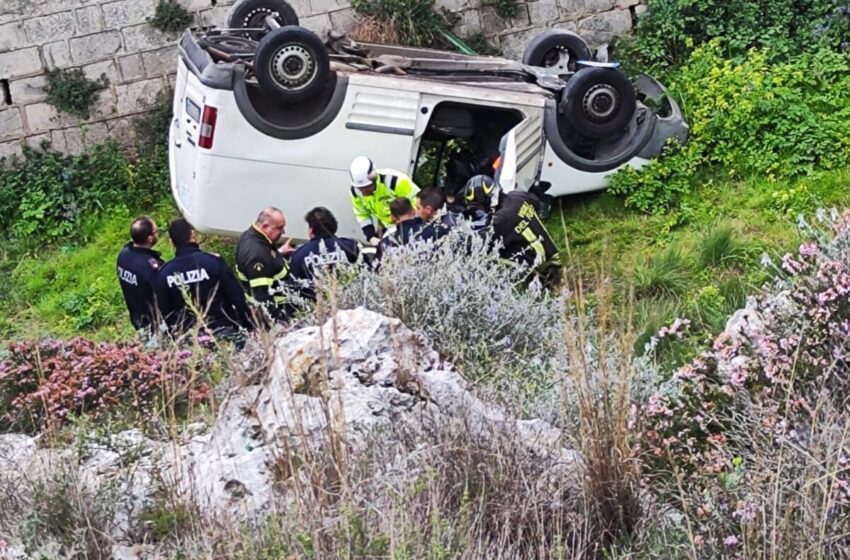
582, 83, 620, 123
541, 46, 575, 72
270, 44, 315, 91
242, 7, 280, 29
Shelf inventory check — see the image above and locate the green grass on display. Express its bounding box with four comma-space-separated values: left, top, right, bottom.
547, 166, 850, 366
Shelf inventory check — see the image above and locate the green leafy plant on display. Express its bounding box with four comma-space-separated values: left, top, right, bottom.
352, 0, 459, 47
463, 32, 502, 56
44, 67, 109, 120
148, 0, 193, 33
482, 0, 520, 19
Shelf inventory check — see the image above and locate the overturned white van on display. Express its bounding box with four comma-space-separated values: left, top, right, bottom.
169, 0, 687, 240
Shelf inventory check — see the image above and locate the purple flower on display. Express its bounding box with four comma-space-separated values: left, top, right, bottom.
724, 535, 739, 548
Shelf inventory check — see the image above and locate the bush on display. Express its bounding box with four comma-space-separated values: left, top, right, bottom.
0, 338, 215, 433
640, 209, 850, 555
351, 0, 458, 48
619, 0, 836, 70
608, 43, 850, 212
0, 143, 169, 253
148, 0, 193, 33
44, 67, 109, 120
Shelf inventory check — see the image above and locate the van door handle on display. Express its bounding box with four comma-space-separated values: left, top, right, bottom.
174, 138, 183, 148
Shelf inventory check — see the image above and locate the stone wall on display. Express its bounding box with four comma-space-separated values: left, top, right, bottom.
0, 0, 642, 158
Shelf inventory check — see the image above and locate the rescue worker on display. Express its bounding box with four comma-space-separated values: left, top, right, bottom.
415, 187, 460, 242
289, 206, 360, 299
116, 216, 164, 335
235, 207, 296, 322
462, 174, 562, 287
156, 219, 253, 339
380, 197, 427, 251
460, 175, 495, 232
349, 156, 419, 245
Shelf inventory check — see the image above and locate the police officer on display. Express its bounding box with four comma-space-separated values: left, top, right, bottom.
156, 219, 253, 339
349, 156, 419, 245
415, 187, 460, 242
380, 197, 427, 251
116, 216, 165, 335
235, 207, 296, 322
462, 175, 561, 286
290, 207, 359, 299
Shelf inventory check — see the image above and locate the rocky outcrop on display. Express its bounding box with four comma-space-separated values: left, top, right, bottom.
0, 308, 577, 555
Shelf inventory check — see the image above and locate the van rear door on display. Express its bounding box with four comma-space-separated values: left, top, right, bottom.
494, 114, 545, 194
169, 59, 205, 216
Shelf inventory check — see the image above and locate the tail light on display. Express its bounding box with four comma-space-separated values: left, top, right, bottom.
199, 105, 218, 149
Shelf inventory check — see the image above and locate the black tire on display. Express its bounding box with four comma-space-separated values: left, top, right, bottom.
227, 0, 299, 41
522, 30, 592, 73
560, 67, 637, 139
199, 35, 258, 55
254, 26, 330, 103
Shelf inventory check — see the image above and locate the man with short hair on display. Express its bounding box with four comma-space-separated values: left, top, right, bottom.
380, 197, 427, 251
416, 187, 459, 242
156, 219, 253, 338
349, 156, 419, 245
117, 216, 165, 334
290, 207, 360, 299
235, 207, 296, 321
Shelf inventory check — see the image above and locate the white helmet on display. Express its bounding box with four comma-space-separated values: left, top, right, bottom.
350, 156, 375, 188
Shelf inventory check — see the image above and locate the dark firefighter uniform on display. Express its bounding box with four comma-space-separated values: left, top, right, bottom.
290, 235, 360, 299
380, 216, 427, 250
235, 226, 292, 320
156, 243, 253, 335
116, 243, 164, 331
492, 191, 561, 283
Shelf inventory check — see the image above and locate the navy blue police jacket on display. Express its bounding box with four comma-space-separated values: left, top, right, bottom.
290, 236, 360, 299
116, 243, 164, 330
155, 243, 253, 334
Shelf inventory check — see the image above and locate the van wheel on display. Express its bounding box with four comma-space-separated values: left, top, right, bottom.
199, 35, 258, 55
228, 0, 299, 40
255, 26, 330, 103
522, 30, 592, 73
560, 67, 636, 139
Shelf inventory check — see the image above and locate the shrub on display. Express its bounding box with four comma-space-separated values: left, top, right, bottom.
609, 43, 850, 212
697, 223, 743, 268
632, 246, 691, 299
44, 67, 109, 120
0, 338, 215, 433
640, 209, 850, 555
148, 0, 193, 33
619, 0, 836, 70
351, 0, 459, 48
133, 88, 174, 157
482, 0, 520, 19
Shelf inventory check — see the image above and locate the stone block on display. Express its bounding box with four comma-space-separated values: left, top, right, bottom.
69, 31, 123, 64
551, 20, 578, 33
0, 48, 42, 79
311, 0, 351, 11
52, 121, 109, 154
91, 86, 118, 119
480, 7, 508, 35
0, 1, 30, 26
43, 41, 72, 69
0, 107, 24, 140
141, 46, 177, 78
0, 140, 23, 160
177, 0, 215, 11
199, 7, 230, 27
106, 116, 135, 146
0, 22, 28, 54
9, 76, 48, 105
434, 0, 468, 11
634, 4, 648, 18
586, 0, 615, 13
616, 0, 640, 7
24, 133, 52, 149
577, 9, 632, 46
529, 0, 560, 25
83, 60, 119, 84
23, 12, 77, 44
102, 0, 158, 28
24, 102, 76, 133
122, 23, 179, 52
76, 5, 106, 35
508, 4, 531, 28
118, 53, 145, 82
328, 8, 357, 33
115, 77, 164, 114
558, 0, 587, 18
454, 9, 482, 36
498, 27, 540, 61
300, 13, 331, 40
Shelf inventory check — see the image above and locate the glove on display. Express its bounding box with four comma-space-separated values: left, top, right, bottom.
368, 236, 381, 246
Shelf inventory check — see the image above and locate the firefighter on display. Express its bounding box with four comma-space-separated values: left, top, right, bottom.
289, 206, 360, 299
116, 216, 165, 336
156, 219, 253, 339
235, 207, 296, 322
349, 156, 419, 245
462, 175, 562, 287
